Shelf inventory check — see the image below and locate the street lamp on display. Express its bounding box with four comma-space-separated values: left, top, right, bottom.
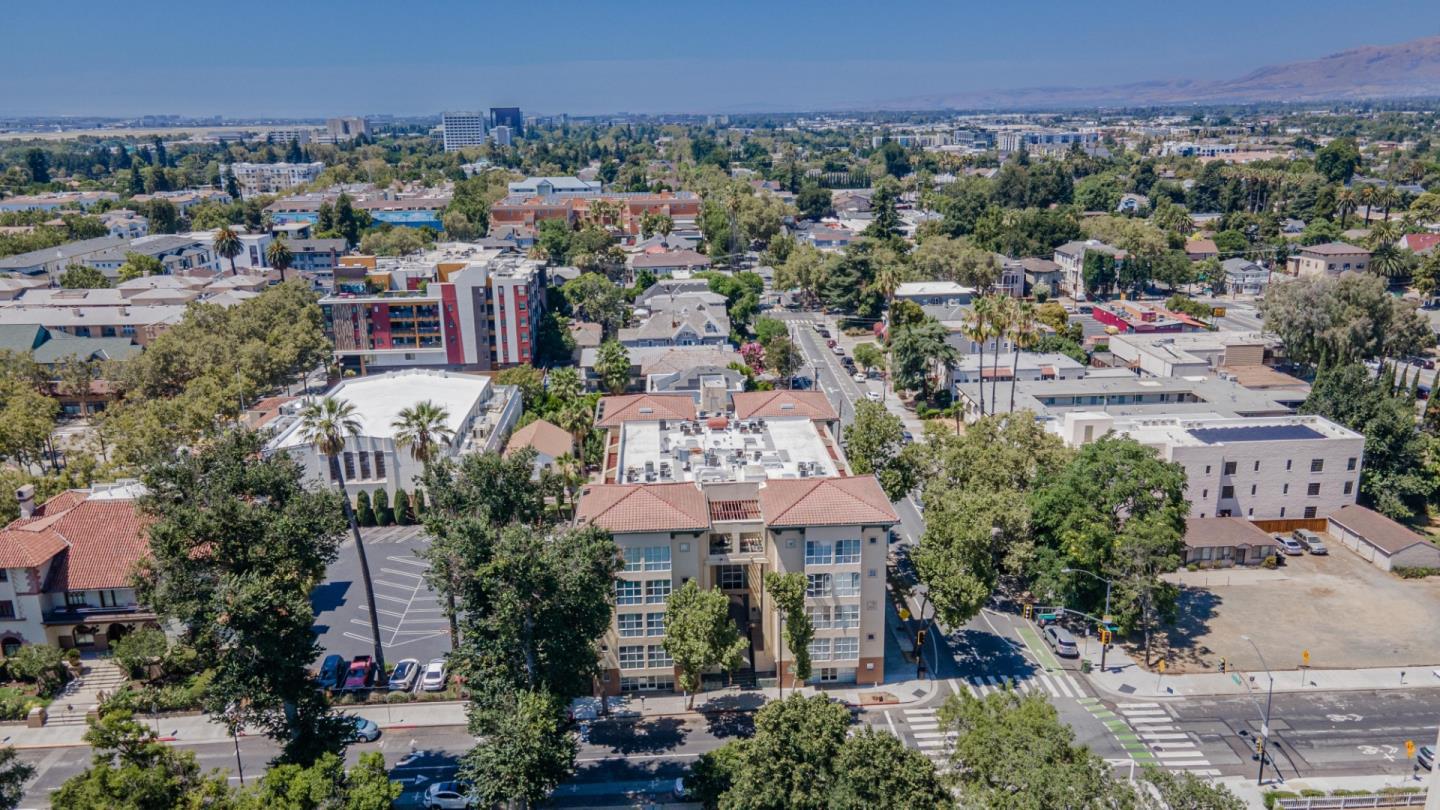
1061, 567, 1114, 672
1241, 635, 1276, 787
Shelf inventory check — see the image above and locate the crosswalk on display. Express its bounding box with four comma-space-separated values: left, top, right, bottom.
1114, 702, 1221, 777
961, 671, 1086, 700
898, 706, 954, 769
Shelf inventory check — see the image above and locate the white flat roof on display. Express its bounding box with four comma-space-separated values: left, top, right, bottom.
617, 416, 835, 484
895, 281, 975, 296
271, 370, 490, 449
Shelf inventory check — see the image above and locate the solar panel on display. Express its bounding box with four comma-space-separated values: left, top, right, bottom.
1186, 424, 1326, 444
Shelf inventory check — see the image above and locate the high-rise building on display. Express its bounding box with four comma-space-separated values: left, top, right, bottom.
490, 126, 512, 147
489, 106, 523, 136
441, 111, 488, 152
325, 117, 370, 143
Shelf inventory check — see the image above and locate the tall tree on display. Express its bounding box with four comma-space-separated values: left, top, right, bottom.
663, 581, 746, 708
828, 728, 949, 810
52, 713, 231, 810
762, 572, 813, 686
136, 431, 350, 764
461, 688, 577, 809
212, 225, 243, 275
391, 400, 455, 471
593, 340, 631, 394
59, 264, 110, 289
298, 397, 386, 680
265, 237, 293, 283
843, 400, 916, 500
0, 747, 32, 810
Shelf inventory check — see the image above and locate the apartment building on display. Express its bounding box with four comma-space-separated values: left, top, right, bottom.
1108, 331, 1276, 378
227, 162, 324, 199
489, 106, 523, 135
267, 189, 450, 231
324, 117, 370, 143
267, 369, 520, 500
1051, 412, 1364, 520
489, 191, 701, 237
955, 374, 1296, 421
951, 351, 1086, 388
1285, 242, 1371, 277
129, 189, 231, 213
0, 236, 128, 280
442, 112, 488, 151
508, 177, 602, 197
83, 234, 221, 278
577, 391, 896, 695
321, 244, 546, 373
1092, 301, 1209, 335
0, 191, 119, 213
1053, 240, 1127, 297
997, 129, 1099, 155
0, 483, 154, 653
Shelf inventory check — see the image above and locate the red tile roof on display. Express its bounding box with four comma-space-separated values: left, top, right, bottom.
731, 390, 837, 421
1400, 233, 1440, 254
759, 476, 898, 528
0, 491, 149, 590
505, 419, 574, 460
594, 394, 698, 428
576, 483, 711, 533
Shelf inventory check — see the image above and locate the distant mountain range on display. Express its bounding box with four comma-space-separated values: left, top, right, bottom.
883, 35, 1440, 110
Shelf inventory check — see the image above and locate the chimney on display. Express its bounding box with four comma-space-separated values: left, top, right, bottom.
15, 484, 35, 519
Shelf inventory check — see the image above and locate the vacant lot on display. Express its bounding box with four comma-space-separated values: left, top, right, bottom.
1156, 538, 1440, 673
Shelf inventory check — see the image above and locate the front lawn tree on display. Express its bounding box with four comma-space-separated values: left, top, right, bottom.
843, 399, 917, 500
663, 580, 746, 708
762, 571, 813, 687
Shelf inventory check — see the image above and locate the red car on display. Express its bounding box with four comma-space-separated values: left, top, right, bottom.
343, 655, 377, 691
826, 338, 837, 348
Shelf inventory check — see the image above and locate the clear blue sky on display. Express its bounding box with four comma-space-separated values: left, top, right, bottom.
4, 1, 1437, 117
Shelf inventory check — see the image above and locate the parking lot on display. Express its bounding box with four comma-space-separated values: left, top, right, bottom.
310, 525, 451, 669
1161, 536, 1440, 673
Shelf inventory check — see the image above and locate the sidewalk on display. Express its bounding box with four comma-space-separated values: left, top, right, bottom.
1080, 634, 1440, 699
1216, 773, 1431, 810
0, 700, 470, 750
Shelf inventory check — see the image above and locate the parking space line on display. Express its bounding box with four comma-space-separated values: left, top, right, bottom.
380, 567, 423, 578
375, 579, 420, 589
388, 556, 429, 567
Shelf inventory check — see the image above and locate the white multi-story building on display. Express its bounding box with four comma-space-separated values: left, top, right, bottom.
1107, 331, 1277, 379
227, 162, 324, 199
577, 391, 897, 695
441, 112, 488, 152
266, 369, 521, 500
324, 117, 370, 143
1051, 412, 1364, 521
490, 126, 513, 147
507, 177, 603, 197
951, 351, 1086, 388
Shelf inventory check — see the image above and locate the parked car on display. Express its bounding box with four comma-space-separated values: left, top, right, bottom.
791, 376, 812, 390
1044, 625, 1079, 658
388, 658, 421, 691
1291, 529, 1327, 555
866, 391, 882, 402
421, 658, 448, 691
423, 781, 475, 810
343, 656, 377, 691
1420, 744, 1434, 771
1274, 534, 1305, 556
902, 431, 914, 444
832, 345, 845, 356
315, 654, 346, 691
826, 338, 837, 348
347, 715, 381, 742
853, 372, 868, 383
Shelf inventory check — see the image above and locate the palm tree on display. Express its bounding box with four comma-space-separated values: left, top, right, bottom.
392, 400, 455, 468
265, 236, 294, 283
213, 226, 243, 276
555, 453, 586, 518
1336, 188, 1357, 228
299, 397, 386, 678
1358, 185, 1377, 225
960, 303, 989, 417
1367, 220, 1401, 251
1008, 301, 1039, 413
548, 367, 583, 402
1369, 243, 1412, 279
872, 260, 904, 314
988, 295, 1016, 414
556, 399, 594, 461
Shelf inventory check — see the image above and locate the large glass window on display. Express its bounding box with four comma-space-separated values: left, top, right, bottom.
616, 581, 642, 605
808, 638, 831, 661
618, 613, 644, 637
834, 572, 861, 597
805, 574, 832, 598
646, 612, 666, 636
804, 540, 833, 566
808, 606, 831, 629
618, 646, 645, 669
833, 637, 860, 658
717, 565, 746, 589
834, 604, 860, 628
834, 539, 861, 564
625, 546, 672, 572
648, 645, 673, 668
645, 579, 672, 604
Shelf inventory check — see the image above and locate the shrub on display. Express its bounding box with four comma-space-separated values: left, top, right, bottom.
373, 489, 394, 526
355, 491, 375, 527
64, 648, 81, 666
412, 489, 426, 518
1393, 566, 1440, 579
111, 627, 168, 680
1186, 563, 1199, 572
394, 491, 413, 526
98, 669, 215, 716
1262, 555, 1278, 569
1299, 789, 1326, 797
7, 645, 67, 696
1262, 791, 1299, 809
0, 686, 47, 721
385, 691, 412, 704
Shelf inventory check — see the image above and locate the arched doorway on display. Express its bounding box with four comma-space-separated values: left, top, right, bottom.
106, 623, 132, 647
0, 638, 20, 658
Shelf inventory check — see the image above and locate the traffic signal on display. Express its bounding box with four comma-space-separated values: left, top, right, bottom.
1022, 604, 1033, 620
1406, 740, 1416, 758
915, 628, 927, 648
1158, 659, 1167, 674
1099, 629, 1112, 645
1255, 738, 1265, 755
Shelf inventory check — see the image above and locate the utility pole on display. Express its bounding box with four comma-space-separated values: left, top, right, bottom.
1425, 722, 1440, 810
1242, 636, 1276, 786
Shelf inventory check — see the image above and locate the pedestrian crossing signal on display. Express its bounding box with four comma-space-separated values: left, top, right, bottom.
1099, 629, 1112, 645
1406, 740, 1416, 758
1022, 604, 1033, 620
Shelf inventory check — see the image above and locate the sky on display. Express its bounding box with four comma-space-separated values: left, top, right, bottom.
3, 1, 1438, 117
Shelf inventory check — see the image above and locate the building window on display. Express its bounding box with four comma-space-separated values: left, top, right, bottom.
808, 638, 831, 661
1310, 459, 1324, 473
73, 626, 96, 646
0, 602, 13, 620
834, 604, 860, 629
646, 612, 666, 636
804, 541, 833, 566
1221, 486, 1234, 499
620, 675, 673, 692
1303, 506, 1318, 519
1254, 461, 1261, 472
1283, 484, 1289, 495
717, 565, 746, 589
834, 573, 861, 597
1286, 460, 1293, 471
833, 637, 860, 659
817, 667, 841, 683
374, 452, 386, 479
1307, 483, 1321, 496
1223, 461, 1237, 475
616, 581, 642, 605
1250, 485, 1257, 496
0, 569, 8, 582
806, 574, 832, 597
343, 452, 356, 480
624, 546, 671, 572
99, 590, 121, 608
358, 451, 372, 480
66, 592, 87, 607
808, 606, 831, 629
834, 539, 861, 564
1343, 481, 1354, 495
618, 613, 644, 637
618, 646, 645, 669
645, 579, 672, 604
1347, 457, 1357, 471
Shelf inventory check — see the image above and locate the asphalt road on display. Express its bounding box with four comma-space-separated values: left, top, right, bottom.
311, 526, 451, 670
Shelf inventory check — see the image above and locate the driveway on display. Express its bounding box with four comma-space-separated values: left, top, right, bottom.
311, 526, 452, 667
1160, 537, 1440, 673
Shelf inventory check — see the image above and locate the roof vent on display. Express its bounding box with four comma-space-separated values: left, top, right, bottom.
781, 403, 796, 410
638, 407, 654, 415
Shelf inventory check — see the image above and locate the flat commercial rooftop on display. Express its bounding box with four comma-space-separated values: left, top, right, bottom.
271, 369, 490, 448
617, 416, 836, 485
1187, 424, 1327, 444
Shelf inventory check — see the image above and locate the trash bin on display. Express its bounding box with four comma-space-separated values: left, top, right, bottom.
1081, 660, 1093, 674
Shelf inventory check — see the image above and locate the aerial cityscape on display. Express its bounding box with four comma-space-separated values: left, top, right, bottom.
3, 3, 1440, 809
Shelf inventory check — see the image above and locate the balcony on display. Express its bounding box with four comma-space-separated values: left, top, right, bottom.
706, 533, 766, 565
43, 604, 156, 626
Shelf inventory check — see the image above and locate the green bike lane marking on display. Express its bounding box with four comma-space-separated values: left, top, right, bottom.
1014, 624, 1064, 673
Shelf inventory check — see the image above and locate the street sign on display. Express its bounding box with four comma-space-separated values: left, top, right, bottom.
898, 608, 910, 621
1102, 614, 1114, 624
1232, 674, 1242, 686
1158, 660, 1167, 674
1038, 613, 1058, 621
1302, 649, 1310, 666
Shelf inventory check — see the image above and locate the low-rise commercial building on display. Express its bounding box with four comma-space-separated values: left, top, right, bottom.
951, 351, 1086, 389
955, 374, 1295, 421
1285, 242, 1371, 277
1107, 331, 1276, 378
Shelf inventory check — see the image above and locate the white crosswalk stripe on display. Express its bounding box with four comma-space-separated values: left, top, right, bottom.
1117, 702, 1161, 709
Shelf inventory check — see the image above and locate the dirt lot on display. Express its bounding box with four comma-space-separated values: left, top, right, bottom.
1155, 537, 1440, 673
